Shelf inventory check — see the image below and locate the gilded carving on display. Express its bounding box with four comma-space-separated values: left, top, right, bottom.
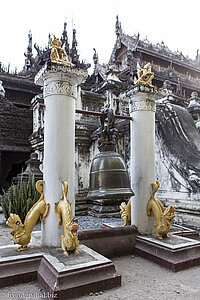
134, 62, 154, 87
120, 199, 131, 226
6, 181, 50, 251
55, 181, 79, 256
147, 180, 175, 239
49, 35, 73, 67
120, 181, 175, 237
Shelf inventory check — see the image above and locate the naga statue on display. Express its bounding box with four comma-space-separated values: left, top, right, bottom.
147, 180, 175, 239
55, 181, 79, 256
134, 62, 154, 87
49, 35, 73, 67
6, 180, 50, 251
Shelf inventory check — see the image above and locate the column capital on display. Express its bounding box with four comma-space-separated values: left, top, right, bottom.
34, 62, 88, 99
120, 85, 156, 113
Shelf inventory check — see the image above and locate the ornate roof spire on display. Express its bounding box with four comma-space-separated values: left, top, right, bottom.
93, 48, 98, 66
70, 29, 79, 66
115, 15, 122, 37
72, 28, 77, 48
196, 49, 200, 64
24, 31, 33, 71
27, 31, 32, 55
61, 21, 70, 55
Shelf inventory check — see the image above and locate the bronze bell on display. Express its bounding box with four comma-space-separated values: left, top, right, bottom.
87, 105, 134, 216
87, 151, 134, 200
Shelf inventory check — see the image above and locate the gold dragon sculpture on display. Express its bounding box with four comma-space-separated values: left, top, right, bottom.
120, 180, 175, 239
147, 180, 175, 239
134, 62, 154, 87
55, 181, 79, 256
6, 180, 50, 251
120, 199, 131, 226
49, 35, 73, 67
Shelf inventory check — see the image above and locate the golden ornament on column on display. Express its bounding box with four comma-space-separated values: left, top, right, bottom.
134, 62, 154, 87
49, 35, 73, 67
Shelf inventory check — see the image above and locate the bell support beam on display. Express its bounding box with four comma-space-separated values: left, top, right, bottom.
35, 62, 87, 247
120, 85, 156, 234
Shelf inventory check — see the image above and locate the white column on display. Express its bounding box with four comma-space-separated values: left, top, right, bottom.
126, 86, 156, 234
35, 63, 87, 246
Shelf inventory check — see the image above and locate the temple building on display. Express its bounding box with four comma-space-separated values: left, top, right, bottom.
0, 17, 200, 229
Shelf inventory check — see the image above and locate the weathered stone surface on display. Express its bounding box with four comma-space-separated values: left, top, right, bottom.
135, 234, 200, 272
0, 244, 121, 299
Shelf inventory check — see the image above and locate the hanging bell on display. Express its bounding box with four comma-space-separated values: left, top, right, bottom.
87, 105, 134, 217
87, 151, 134, 200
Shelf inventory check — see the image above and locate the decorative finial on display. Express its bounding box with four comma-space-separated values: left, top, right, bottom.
70, 29, 79, 66
196, 49, 200, 63
61, 22, 70, 55
23, 31, 33, 71
115, 15, 122, 36
93, 48, 98, 65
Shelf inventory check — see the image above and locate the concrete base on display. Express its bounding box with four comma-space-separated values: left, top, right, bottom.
135, 234, 200, 272
0, 244, 121, 299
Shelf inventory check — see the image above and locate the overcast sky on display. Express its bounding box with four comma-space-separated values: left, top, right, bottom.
1, 0, 200, 74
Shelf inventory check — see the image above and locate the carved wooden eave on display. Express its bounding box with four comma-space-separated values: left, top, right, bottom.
105, 27, 200, 99
94, 80, 128, 96
136, 46, 200, 75
81, 90, 106, 101
108, 32, 138, 66
0, 72, 41, 95
94, 63, 107, 82
110, 32, 200, 77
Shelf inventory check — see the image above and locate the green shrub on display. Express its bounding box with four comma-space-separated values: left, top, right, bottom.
1, 171, 40, 223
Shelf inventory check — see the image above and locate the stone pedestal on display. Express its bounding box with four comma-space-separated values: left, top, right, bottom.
123, 86, 156, 234
135, 233, 200, 272
0, 244, 121, 298
35, 63, 87, 247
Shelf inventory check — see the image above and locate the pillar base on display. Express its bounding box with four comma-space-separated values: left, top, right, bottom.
134, 227, 200, 272
0, 244, 121, 299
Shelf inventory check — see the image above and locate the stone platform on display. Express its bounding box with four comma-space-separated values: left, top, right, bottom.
0, 244, 121, 299
134, 234, 200, 272
102, 223, 200, 272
